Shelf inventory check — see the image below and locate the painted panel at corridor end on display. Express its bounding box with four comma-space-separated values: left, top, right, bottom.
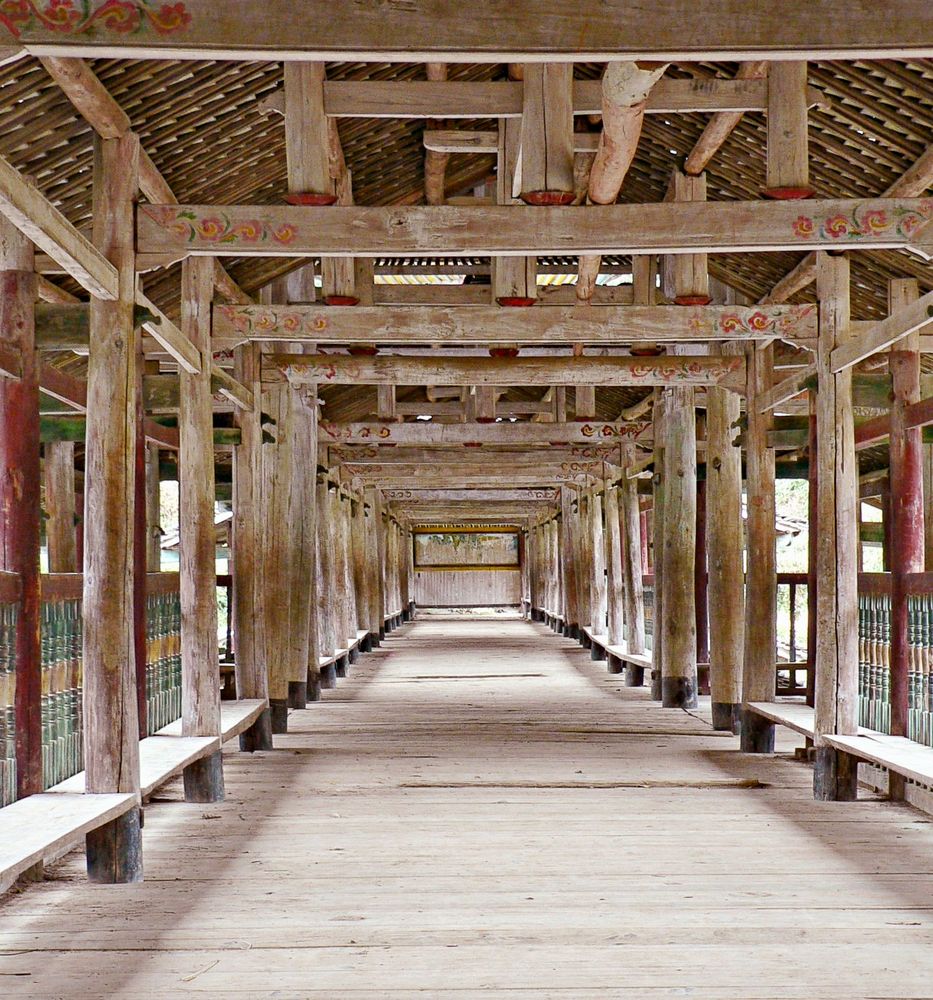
414, 532, 519, 569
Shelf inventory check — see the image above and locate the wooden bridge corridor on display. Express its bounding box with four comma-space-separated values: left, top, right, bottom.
3, 616, 933, 999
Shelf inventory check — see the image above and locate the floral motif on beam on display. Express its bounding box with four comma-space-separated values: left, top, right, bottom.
0, 1, 191, 37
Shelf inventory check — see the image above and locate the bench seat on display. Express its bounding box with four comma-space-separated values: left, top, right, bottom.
0, 792, 136, 895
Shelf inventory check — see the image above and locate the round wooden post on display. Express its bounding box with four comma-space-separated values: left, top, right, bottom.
619, 445, 647, 684
232, 342, 272, 748
45, 441, 78, 573
83, 133, 142, 882
740, 344, 778, 752
590, 489, 608, 658
0, 218, 41, 801
315, 479, 337, 686
179, 256, 223, 802
651, 391, 667, 699
605, 485, 625, 651
659, 386, 698, 708
559, 486, 580, 638
812, 252, 859, 801
887, 279, 924, 799
706, 362, 745, 731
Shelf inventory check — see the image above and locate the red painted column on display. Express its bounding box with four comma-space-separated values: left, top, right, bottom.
889, 282, 925, 750
0, 223, 41, 799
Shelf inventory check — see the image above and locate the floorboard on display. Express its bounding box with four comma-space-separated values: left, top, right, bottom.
1, 616, 932, 999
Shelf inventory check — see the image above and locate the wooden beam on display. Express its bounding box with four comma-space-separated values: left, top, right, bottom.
215, 303, 816, 346
830, 290, 933, 373
10, 5, 931, 61
210, 364, 254, 411
321, 420, 649, 446
756, 362, 815, 413
765, 61, 811, 197
273, 354, 746, 389
139, 199, 933, 258
135, 288, 201, 374
330, 445, 624, 467
381, 488, 558, 502
0, 152, 117, 299
342, 465, 604, 485
684, 61, 766, 176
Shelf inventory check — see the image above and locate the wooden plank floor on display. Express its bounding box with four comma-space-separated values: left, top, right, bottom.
3, 615, 933, 998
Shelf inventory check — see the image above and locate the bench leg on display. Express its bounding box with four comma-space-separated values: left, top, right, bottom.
580, 632, 592, 650
813, 746, 858, 801
623, 665, 644, 686
739, 709, 775, 753
590, 643, 606, 661
184, 749, 225, 803
349, 647, 360, 664
711, 701, 740, 733
270, 698, 289, 734
306, 671, 322, 703
607, 654, 623, 675
86, 807, 143, 884
650, 667, 662, 700
359, 633, 373, 654
239, 707, 273, 751
287, 680, 307, 709
321, 663, 338, 689
335, 655, 349, 678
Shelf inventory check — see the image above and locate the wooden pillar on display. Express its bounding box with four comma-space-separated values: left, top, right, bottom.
740, 343, 778, 751
132, 344, 148, 739
694, 478, 709, 668
145, 443, 161, 571
369, 487, 386, 641
659, 387, 698, 708
925, 443, 933, 571
765, 61, 812, 199
351, 496, 372, 652
315, 479, 337, 687
232, 342, 272, 748
520, 63, 574, 202
620, 447, 647, 683
0, 218, 41, 800
812, 251, 859, 800
806, 395, 818, 706
560, 485, 580, 638
83, 133, 142, 881
888, 278, 924, 798
651, 392, 667, 699
287, 386, 318, 702
706, 356, 745, 731
179, 256, 223, 801
45, 442, 78, 573
399, 522, 411, 620
576, 492, 592, 645
604, 484, 625, 673
590, 489, 608, 657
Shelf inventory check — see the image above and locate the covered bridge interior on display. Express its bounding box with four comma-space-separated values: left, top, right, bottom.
0, 6, 932, 996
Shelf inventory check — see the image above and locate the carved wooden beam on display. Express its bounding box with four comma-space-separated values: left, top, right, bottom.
319, 421, 648, 446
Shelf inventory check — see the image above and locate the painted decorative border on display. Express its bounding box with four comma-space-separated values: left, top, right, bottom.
0, 1, 191, 38
690, 304, 817, 339
145, 207, 296, 248
791, 200, 932, 242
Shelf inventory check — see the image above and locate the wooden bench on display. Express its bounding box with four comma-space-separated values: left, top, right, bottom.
0, 792, 136, 895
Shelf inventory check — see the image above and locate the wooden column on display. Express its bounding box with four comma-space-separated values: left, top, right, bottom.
740, 343, 777, 751
659, 387, 698, 708
399, 523, 412, 621
620, 446, 647, 684
812, 252, 859, 800
560, 485, 580, 638
45, 442, 78, 573
145, 443, 161, 571
650, 391, 667, 699
83, 133, 142, 881
590, 490, 608, 658
605, 485, 625, 653
765, 61, 812, 198
315, 479, 337, 687
232, 341, 272, 748
179, 256, 223, 801
287, 386, 318, 702
888, 278, 924, 798
706, 352, 745, 731
0, 217, 41, 800
576, 492, 592, 646
369, 487, 386, 642
351, 496, 372, 652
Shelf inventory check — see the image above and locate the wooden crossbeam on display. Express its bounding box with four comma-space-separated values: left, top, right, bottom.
830, 291, 933, 373
329, 445, 624, 466
757, 363, 816, 413
139, 199, 933, 258
272, 354, 746, 389
381, 488, 559, 501
0, 153, 117, 299
319, 421, 648, 446
214, 302, 816, 346
7, 3, 931, 60
340, 464, 605, 485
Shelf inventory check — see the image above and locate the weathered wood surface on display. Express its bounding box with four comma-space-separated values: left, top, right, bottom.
7, 2, 932, 59
812, 252, 859, 801
139, 198, 933, 257
214, 303, 816, 345
274, 354, 746, 389
6, 617, 933, 996
381, 488, 559, 502
320, 421, 648, 446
